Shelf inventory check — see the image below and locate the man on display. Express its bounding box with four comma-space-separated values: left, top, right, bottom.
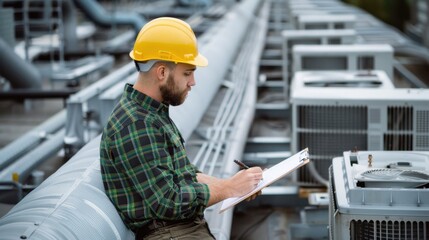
100, 17, 263, 239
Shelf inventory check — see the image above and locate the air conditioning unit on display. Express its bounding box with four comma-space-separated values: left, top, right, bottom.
282, 29, 357, 84
296, 14, 356, 30
288, 3, 358, 29
329, 150, 429, 240
292, 44, 394, 81
291, 86, 429, 183
291, 70, 394, 90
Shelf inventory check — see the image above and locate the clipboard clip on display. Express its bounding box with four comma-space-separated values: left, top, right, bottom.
299, 149, 309, 162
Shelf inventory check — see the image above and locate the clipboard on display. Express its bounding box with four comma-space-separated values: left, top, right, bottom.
219, 148, 310, 213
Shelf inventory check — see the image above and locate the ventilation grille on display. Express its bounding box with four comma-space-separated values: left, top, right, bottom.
416, 110, 429, 150
361, 169, 429, 179
295, 104, 429, 184
350, 220, 429, 240
416, 111, 429, 133
387, 106, 413, 131
355, 168, 429, 188
297, 105, 367, 183
298, 106, 367, 129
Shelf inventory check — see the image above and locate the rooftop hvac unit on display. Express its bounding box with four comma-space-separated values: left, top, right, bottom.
296, 14, 356, 30
292, 44, 394, 80
282, 29, 357, 86
291, 70, 394, 90
288, 2, 356, 28
291, 86, 429, 184
329, 150, 429, 240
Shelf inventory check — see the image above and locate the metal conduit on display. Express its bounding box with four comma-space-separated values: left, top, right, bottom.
0, 129, 66, 183
196, 2, 269, 239
0, 110, 66, 171
197, 19, 259, 176
191, 7, 257, 172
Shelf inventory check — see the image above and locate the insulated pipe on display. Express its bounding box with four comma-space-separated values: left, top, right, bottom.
0, 38, 42, 89
194, 2, 267, 239
170, 0, 261, 141
209, 30, 262, 240
0, 136, 134, 240
72, 0, 145, 33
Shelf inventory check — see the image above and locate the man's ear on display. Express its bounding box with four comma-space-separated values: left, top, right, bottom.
155, 64, 168, 81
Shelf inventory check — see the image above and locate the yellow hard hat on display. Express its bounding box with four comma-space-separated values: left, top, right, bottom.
129, 17, 208, 67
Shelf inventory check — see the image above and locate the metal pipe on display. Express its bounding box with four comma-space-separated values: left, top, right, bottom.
170, 0, 261, 141
0, 38, 42, 89
61, 0, 79, 52
195, 2, 267, 238
0, 136, 134, 240
0, 129, 65, 183
72, 0, 146, 33
0, 110, 66, 171
0, 89, 78, 100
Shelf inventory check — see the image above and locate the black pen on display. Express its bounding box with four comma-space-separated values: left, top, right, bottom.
234, 159, 250, 169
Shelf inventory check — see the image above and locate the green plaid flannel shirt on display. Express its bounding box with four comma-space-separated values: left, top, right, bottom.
100, 84, 210, 231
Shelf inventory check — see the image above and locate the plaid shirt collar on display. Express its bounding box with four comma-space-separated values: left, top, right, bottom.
124, 83, 169, 114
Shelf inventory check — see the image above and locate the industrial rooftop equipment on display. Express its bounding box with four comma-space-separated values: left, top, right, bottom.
329, 150, 429, 240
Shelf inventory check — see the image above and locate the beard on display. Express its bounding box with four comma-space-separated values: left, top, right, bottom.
160, 74, 188, 106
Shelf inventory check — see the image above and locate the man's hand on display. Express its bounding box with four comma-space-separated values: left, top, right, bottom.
197, 167, 263, 206
227, 167, 263, 197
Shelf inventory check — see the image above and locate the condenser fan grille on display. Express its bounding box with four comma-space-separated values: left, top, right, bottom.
356, 168, 429, 188
361, 169, 429, 181
350, 220, 429, 240
361, 169, 402, 180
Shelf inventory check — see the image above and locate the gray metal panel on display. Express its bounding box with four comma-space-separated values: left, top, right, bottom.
292, 44, 394, 80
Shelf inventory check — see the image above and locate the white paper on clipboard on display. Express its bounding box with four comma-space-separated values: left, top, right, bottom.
219, 148, 310, 213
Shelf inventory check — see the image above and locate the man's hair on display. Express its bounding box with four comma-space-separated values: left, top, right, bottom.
155, 61, 177, 71
135, 60, 176, 72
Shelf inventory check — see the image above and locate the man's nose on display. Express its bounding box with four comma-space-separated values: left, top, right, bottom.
189, 76, 196, 87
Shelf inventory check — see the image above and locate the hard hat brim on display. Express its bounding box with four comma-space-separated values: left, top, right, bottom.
130, 51, 208, 67
192, 53, 208, 67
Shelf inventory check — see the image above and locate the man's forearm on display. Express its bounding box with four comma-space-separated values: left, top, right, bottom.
196, 173, 232, 206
